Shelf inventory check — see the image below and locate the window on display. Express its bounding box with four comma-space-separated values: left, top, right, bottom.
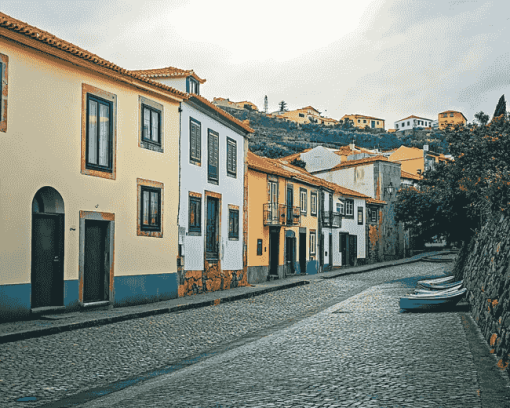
300, 188, 307, 214
443, 113, 447, 118
137, 178, 164, 238
337, 201, 344, 215
189, 195, 201, 234
299, 113, 305, 117
311, 192, 317, 216
370, 207, 378, 223
363, 119, 367, 123
227, 137, 237, 177
141, 104, 161, 145
189, 118, 201, 165
358, 207, 363, 225
345, 199, 354, 217
86, 94, 113, 172
188, 77, 199, 95
358, 119, 360, 123
309, 231, 316, 255
450, 113, 454, 117
208, 129, 219, 183
407, 121, 410, 126
82, 84, 117, 179
396, 123, 399, 128
229, 209, 239, 239
257, 239, 263, 255
0, 52, 8, 133
377, 121, 379, 125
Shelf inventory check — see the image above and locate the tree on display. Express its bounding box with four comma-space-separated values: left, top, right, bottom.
395, 116, 510, 245
278, 101, 288, 112
493, 94, 506, 119
474, 111, 489, 126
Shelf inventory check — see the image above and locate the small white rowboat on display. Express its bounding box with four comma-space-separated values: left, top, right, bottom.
400, 288, 467, 311
417, 275, 454, 285
417, 280, 463, 290
414, 284, 463, 295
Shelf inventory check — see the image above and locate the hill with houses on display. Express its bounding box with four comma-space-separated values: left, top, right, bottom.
216, 105, 450, 158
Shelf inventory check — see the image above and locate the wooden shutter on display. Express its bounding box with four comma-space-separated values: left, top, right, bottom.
190, 120, 201, 163
208, 130, 219, 181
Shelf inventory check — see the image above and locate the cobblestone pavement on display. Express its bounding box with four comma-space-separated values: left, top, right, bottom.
0, 262, 467, 407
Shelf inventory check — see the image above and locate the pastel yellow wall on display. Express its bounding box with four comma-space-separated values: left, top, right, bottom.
438, 111, 466, 129
247, 170, 270, 267
0, 37, 180, 285
388, 147, 424, 175
342, 115, 385, 129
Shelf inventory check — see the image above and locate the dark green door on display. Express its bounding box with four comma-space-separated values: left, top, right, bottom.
31, 214, 64, 308
84, 220, 109, 303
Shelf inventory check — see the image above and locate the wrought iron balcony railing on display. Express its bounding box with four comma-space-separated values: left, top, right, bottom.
321, 211, 342, 228
263, 204, 301, 226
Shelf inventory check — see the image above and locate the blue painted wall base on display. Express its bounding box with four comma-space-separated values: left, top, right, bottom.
114, 273, 179, 307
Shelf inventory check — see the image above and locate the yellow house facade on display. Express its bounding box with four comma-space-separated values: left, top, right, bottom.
438, 110, 467, 129
277, 106, 337, 126
246, 152, 323, 283
388, 146, 451, 176
0, 13, 185, 320
341, 114, 385, 130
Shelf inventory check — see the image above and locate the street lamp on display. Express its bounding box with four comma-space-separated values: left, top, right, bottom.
385, 182, 395, 198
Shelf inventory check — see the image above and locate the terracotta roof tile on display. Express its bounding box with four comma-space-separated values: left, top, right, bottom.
248, 151, 384, 203
401, 170, 422, 180
396, 115, 433, 122
317, 155, 389, 173
0, 12, 187, 100
342, 114, 385, 121
131, 66, 206, 84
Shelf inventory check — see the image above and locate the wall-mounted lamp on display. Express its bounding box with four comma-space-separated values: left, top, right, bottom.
385, 182, 395, 198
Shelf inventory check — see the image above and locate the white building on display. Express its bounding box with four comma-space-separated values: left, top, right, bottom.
395, 115, 433, 131
133, 66, 253, 296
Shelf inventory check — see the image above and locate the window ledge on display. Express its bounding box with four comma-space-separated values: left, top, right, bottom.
187, 231, 202, 236
140, 141, 163, 153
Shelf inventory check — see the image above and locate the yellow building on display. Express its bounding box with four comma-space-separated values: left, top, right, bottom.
0, 12, 185, 320
246, 151, 322, 282
212, 97, 259, 111
276, 106, 338, 126
388, 146, 452, 176
341, 114, 385, 130
438, 110, 467, 129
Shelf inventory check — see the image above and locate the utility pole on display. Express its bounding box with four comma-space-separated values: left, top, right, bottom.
264, 95, 268, 114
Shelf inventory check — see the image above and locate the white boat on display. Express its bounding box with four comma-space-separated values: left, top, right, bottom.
417, 275, 454, 285
400, 288, 467, 311
417, 280, 463, 290
414, 284, 463, 295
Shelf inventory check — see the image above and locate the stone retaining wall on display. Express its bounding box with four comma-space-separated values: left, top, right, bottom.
459, 213, 510, 371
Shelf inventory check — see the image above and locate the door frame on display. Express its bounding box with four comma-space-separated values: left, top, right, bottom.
269, 227, 280, 276
79, 211, 115, 306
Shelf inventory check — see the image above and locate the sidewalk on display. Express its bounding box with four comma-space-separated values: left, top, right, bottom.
0, 251, 451, 344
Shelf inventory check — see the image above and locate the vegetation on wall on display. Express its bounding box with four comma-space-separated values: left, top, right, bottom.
395, 115, 510, 245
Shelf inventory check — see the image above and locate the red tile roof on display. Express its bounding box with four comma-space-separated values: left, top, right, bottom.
342, 114, 385, 122
0, 12, 187, 100
248, 151, 385, 204
401, 170, 422, 180
396, 115, 433, 122
131, 66, 206, 84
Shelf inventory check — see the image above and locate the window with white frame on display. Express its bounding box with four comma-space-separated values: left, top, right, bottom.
309, 231, 316, 255
300, 188, 307, 214
345, 199, 354, 217
337, 201, 344, 215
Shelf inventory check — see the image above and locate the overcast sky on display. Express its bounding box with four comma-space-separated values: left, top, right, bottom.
3, 0, 509, 127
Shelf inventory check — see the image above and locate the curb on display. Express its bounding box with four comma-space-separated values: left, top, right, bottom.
321, 257, 423, 279
0, 280, 309, 344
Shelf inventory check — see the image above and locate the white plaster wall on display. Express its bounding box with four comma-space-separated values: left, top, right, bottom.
301, 146, 341, 173
179, 103, 245, 271
317, 166, 375, 198
158, 77, 188, 94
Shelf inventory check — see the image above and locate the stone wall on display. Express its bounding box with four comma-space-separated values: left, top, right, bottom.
459, 213, 510, 371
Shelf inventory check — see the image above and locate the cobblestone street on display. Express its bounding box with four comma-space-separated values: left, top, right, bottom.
1, 261, 507, 407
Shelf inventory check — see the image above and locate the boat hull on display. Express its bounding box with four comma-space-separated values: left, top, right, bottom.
400, 288, 467, 311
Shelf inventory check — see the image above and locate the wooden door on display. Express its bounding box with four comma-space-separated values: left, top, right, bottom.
339, 233, 348, 266
329, 233, 333, 270
285, 237, 295, 274
319, 233, 324, 268
349, 235, 357, 266
83, 220, 109, 303
269, 228, 279, 276
31, 214, 64, 308
206, 197, 219, 259
299, 232, 306, 274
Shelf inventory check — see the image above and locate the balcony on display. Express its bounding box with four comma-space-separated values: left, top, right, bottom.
263, 204, 301, 226
321, 211, 342, 228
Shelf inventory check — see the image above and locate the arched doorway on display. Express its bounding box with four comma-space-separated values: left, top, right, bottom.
31, 187, 65, 308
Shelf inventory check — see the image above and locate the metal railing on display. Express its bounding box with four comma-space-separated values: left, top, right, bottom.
263, 204, 301, 226
321, 211, 342, 228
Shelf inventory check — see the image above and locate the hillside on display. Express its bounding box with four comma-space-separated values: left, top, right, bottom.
219, 106, 449, 158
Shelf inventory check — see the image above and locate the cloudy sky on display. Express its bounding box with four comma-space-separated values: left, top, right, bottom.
3, 0, 509, 127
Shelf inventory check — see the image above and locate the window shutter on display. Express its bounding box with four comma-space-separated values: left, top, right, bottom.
208, 131, 218, 180
227, 141, 232, 172
232, 142, 237, 174
190, 122, 196, 160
